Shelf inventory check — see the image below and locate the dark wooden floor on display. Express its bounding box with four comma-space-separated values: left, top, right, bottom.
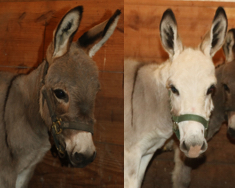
142, 124, 235, 188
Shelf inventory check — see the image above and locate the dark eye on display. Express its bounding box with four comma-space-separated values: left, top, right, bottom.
53, 89, 67, 99
207, 85, 216, 95
223, 84, 230, 92
170, 85, 179, 95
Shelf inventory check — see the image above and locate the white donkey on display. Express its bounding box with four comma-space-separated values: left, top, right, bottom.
172, 28, 235, 188
124, 7, 227, 188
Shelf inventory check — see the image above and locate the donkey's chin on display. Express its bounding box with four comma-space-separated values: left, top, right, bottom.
69, 152, 96, 168
227, 127, 235, 139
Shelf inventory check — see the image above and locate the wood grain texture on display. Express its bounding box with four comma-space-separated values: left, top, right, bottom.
0, 0, 123, 187
0, 0, 124, 72
124, 0, 235, 64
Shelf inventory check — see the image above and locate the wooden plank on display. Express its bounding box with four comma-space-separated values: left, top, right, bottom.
126, 0, 235, 8
124, 4, 235, 63
0, 1, 123, 72
29, 141, 124, 188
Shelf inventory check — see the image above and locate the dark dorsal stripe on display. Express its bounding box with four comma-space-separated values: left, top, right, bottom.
3, 74, 21, 158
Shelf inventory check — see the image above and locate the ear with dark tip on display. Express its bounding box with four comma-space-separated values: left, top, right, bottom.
160, 9, 183, 59
52, 6, 83, 59
78, 9, 121, 58
200, 7, 227, 57
223, 29, 235, 62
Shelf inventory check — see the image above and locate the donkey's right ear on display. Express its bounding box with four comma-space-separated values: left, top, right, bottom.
78, 10, 121, 58
48, 6, 83, 60
160, 9, 183, 60
223, 29, 235, 62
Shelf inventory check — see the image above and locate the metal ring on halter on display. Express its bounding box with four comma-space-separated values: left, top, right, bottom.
52, 118, 63, 135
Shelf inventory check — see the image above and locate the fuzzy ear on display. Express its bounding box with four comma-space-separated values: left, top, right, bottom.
200, 7, 227, 57
160, 9, 183, 59
223, 29, 235, 62
52, 6, 83, 58
78, 9, 121, 58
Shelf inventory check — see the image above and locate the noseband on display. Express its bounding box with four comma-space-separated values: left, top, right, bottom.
41, 61, 94, 156
169, 91, 209, 139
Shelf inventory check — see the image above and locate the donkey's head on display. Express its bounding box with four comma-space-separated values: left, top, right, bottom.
221, 29, 235, 138
39, 6, 120, 167
160, 7, 227, 158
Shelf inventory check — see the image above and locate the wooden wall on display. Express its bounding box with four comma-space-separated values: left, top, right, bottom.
124, 0, 235, 187
125, 0, 235, 65
0, 0, 123, 187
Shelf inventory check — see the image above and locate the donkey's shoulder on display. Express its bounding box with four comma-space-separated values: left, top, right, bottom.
0, 72, 16, 110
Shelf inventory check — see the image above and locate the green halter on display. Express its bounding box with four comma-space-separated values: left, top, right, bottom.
169, 91, 209, 139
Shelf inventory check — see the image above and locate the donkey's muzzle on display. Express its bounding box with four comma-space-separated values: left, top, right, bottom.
71, 151, 96, 168
180, 140, 207, 158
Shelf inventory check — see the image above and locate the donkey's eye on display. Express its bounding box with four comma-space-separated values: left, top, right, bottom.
170, 85, 179, 95
207, 85, 215, 95
54, 89, 67, 99
223, 84, 230, 92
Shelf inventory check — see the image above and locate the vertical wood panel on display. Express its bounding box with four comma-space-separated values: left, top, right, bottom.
125, 0, 235, 64
0, 0, 123, 187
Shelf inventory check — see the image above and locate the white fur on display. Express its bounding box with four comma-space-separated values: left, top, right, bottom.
54, 12, 81, 58
65, 132, 96, 165
228, 112, 235, 129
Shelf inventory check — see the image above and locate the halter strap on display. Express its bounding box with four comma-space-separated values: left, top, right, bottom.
169, 91, 209, 139
42, 87, 94, 156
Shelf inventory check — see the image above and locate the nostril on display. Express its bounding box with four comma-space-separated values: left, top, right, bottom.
181, 141, 188, 151
201, 142, 207, 151
74, 152, 84, 163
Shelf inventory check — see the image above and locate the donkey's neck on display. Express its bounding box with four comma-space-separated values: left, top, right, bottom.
132, 61, 172, 146
4, 61, 50, 162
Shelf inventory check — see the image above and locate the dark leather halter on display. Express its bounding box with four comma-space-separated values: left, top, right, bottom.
41, 61, 94, 156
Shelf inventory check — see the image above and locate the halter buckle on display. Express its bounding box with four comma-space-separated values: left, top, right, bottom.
52, 118, 63, 134
56, 145, 65, 155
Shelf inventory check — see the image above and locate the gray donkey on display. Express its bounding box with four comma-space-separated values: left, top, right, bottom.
172, 28, 235, 188
0, 6, 120, 188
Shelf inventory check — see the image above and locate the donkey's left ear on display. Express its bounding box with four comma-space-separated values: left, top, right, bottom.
223, 29, 235, 62
200, 7, 227, 57
78, 10, 121, 58
52, 6, 83, 59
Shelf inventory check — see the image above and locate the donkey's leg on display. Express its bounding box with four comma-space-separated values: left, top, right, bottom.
16, 164, 36, 188
172, 144, 192, 188
138, 153, 154, 187
124, 148, 142, 188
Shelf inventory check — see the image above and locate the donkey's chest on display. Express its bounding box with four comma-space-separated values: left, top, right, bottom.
16, 135, 50, 173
